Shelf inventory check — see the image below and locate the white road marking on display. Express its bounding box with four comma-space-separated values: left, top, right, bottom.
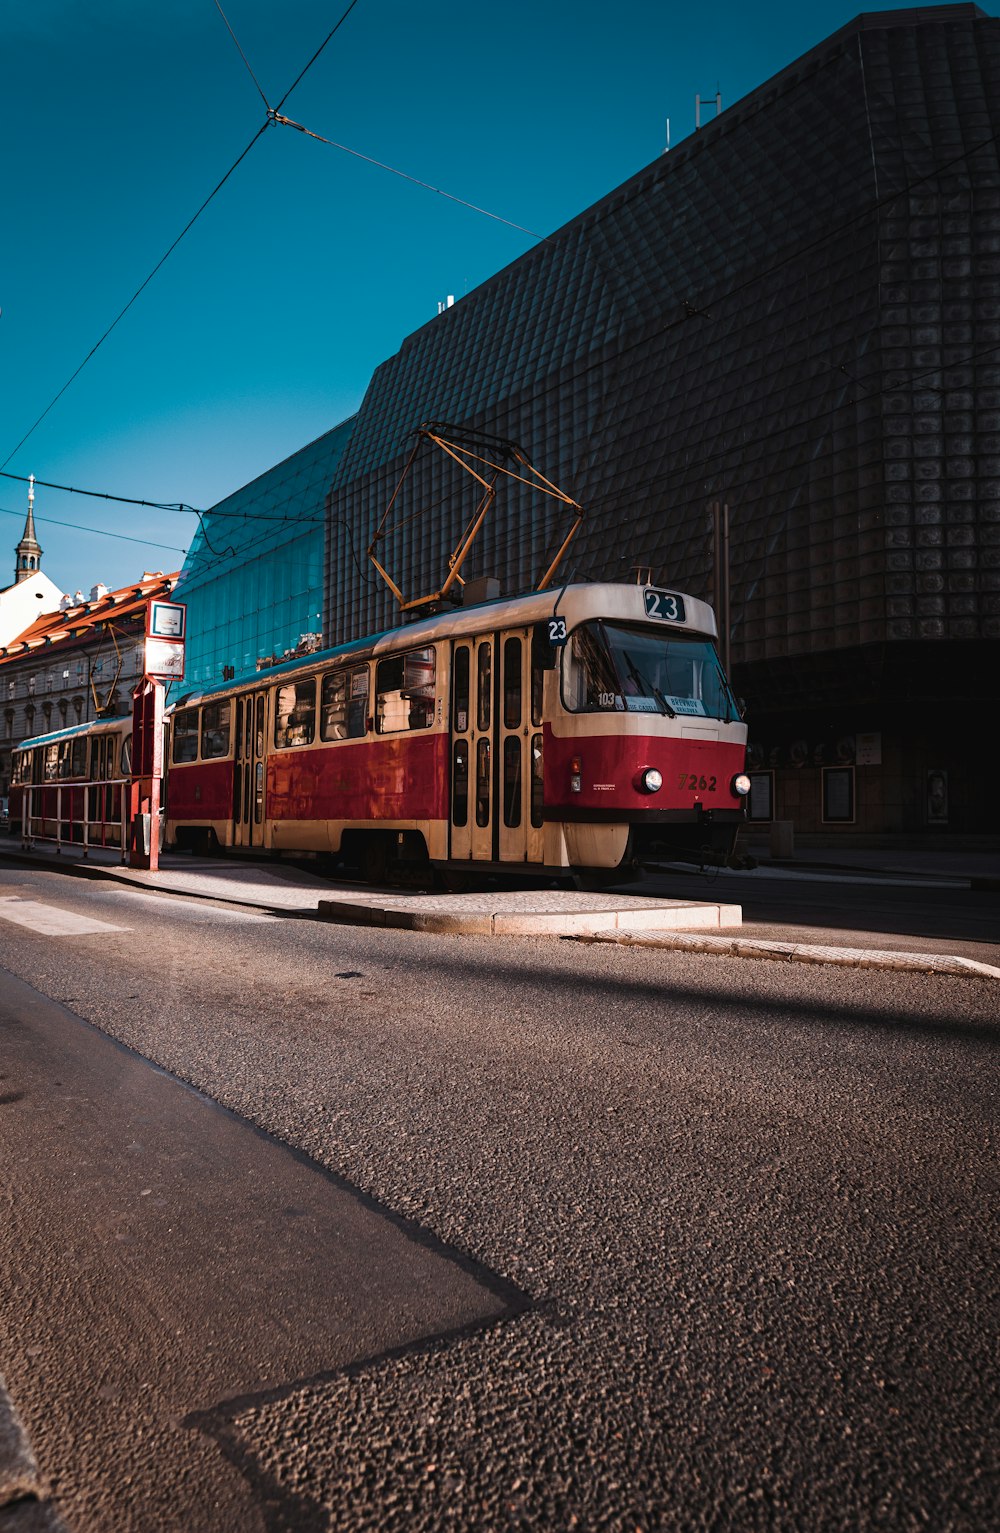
0, 897, 129, 937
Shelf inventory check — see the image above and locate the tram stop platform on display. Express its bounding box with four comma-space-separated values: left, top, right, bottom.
0, 836, 741, 938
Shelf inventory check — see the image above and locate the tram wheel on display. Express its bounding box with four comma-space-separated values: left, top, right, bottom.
573, 865, 643, 892
360, 835, 389, 885
436, 869, 471, 893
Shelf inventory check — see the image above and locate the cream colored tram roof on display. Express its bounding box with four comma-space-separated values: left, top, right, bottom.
172, 583, 718, 711
368, 583, 719, 653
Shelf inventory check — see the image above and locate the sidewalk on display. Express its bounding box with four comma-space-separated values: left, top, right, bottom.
1, 834, 997, 979
738, 831, 1000, 889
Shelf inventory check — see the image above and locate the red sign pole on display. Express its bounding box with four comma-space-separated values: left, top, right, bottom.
129, 676, 164, 870
128, 596, 185, 870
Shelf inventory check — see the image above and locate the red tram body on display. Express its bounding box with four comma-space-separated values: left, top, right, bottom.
10, 585, 749, 877
163, 583, 750, 878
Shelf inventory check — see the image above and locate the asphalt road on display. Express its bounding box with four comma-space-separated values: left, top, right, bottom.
1, 864, 997, 1532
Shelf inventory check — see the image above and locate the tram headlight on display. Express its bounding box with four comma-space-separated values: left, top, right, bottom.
732, 773, 752, 797
639, 767, 663, 794
570, 755, 582, 794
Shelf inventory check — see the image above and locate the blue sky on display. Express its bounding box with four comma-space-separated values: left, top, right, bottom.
2, 0, 992, 596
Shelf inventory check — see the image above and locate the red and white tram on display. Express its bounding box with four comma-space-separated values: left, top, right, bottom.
9, 713, 133, 852
163, 582, 750, 879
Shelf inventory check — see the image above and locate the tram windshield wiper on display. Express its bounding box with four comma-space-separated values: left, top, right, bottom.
622, 650, 676, 717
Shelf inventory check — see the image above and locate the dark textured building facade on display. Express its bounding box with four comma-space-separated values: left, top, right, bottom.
317, 4, 999, 837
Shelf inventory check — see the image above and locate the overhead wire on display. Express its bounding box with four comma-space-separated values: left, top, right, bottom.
267, 111, 547, 241
0, 503, 186, 554
2, 0, 364, 474
218, 0, 545, 239
0, 119, 271, 474
0, 468, 202, 515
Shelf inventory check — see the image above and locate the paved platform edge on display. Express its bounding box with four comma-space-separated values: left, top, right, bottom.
572, 929, 1000, 979
314, 898, 743, 935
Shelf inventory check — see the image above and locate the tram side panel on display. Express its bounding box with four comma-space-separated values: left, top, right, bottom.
264, 731, 449, 858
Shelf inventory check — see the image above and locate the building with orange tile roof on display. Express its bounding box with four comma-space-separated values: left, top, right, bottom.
0, 568, 179, 795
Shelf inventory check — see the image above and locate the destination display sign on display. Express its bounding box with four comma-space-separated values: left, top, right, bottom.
643, 589, 686, 622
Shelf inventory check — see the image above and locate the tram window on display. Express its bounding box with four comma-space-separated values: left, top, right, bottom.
322, 669, 369, 740
563, 624, 621, 712
530, 734, 544, 827
453, 645, 470, 732
347, 668, 369, 737
254, 695, 265, 755
275, 679, 316, 748
375, 648, 435, 734
57, 740, 78, 779
452, 741, 469, 827
563, 621, 737, 721
254, 759, 265, 824
120, 734, 132, 777
173, 709, 200, 763
71, 736, 87, 777
11, 752, 30, 786
531, 660, 543, 728
477, 644, 492, 731
201, 700, 232, 759
43, 744, 60, 782
503, 737, 521, 827
475, 738, 490, 827
321, 672, 348, 739
503, 638, 522, 729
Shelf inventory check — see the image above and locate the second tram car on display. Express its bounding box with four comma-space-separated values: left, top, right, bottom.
9, 714, 133, 851
163, 583, 750, 879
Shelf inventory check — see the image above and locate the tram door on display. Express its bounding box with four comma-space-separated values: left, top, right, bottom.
449, 629, 543, 865
233, 692, 267, 848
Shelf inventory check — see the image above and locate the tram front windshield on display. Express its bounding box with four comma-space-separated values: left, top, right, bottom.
564, 621, 740, 722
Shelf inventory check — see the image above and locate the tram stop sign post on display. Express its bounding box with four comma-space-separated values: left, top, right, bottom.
129, 600, 186, 870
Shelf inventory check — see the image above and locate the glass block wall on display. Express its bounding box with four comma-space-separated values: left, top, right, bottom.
326, 5, 1000, 679
177, 419, 355, 690
319, 5, 1000, 831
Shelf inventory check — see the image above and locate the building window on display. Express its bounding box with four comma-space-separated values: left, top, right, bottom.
747, 772, 774, 822
822, 767, 855, 824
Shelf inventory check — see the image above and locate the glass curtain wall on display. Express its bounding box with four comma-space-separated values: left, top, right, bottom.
176, 419, 355, 690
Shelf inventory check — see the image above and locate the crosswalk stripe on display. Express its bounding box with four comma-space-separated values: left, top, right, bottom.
0, 898, 129, 937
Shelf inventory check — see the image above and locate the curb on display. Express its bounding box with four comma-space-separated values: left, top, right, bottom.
569, 929, 1000, 979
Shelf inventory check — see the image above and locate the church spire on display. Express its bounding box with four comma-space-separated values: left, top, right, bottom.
15, 473, 43, 584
